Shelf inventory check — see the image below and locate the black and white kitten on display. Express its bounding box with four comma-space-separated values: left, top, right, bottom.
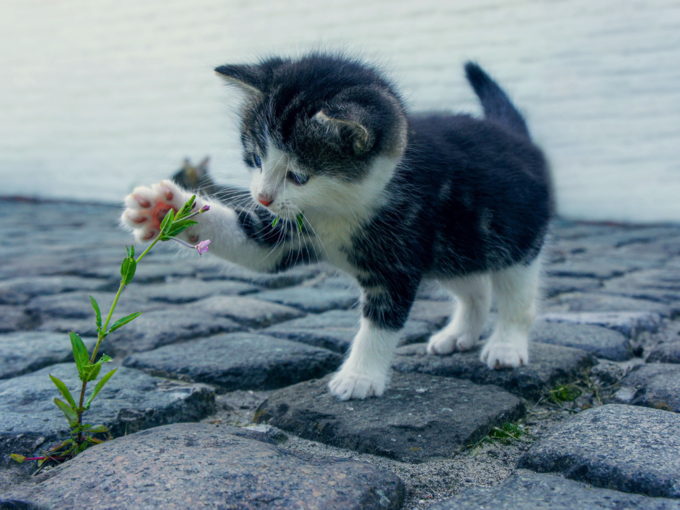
122, 53, 553, 401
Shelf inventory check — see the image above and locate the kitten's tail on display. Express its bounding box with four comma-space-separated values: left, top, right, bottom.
464, 62, 530, 139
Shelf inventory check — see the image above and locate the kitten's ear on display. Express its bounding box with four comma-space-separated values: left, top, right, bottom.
313, 109, 374, 156
196, 156, 210, 177
214, 65, 264, 96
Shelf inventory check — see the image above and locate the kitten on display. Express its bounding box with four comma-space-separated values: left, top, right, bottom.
122, 53, 553, 401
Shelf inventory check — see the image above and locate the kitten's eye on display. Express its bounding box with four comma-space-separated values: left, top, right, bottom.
252, 155, 262, 170
287, 171, 309, 186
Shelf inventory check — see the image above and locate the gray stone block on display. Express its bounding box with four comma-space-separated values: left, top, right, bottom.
648, 341, 680, 364
409, 300, 454, 329
426, 470, 680, 509
26, 291, 164, 320
78, 261, 197, 282
254, 372, 525, 462
531, 321, 632, 361
8, 423, 404, 510
617, 363, 680, 412
0, 364, 215, 465
0, 306, 32, 333
546, 293, 678, 318
99, 309, 244, 355
196, 263, 321, 289
252, 287, 359, 313
0, 332, 95, 380
263, 309, 432, 353
539, 311, 662, 338
518, 405, 680, 498
544, 276, 602, 298
124, 278, 260, 304
0, 276, 108, 305
393, 342, 595, 400
184, 295, 305, 328
546, 261, 631, 279
124, 333, 342, 391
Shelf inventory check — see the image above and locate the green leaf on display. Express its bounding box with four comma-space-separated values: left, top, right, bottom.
49, 374, 77, 409
86, 425, 109, 434
272, 217, 279, 228
75, 442, 89, 455
176, 195, 196, 219
127, 245, 135, 259
47, 439, 73, 452
69, 332, 90, 380
159, 207, 175, 234
54, 398, 79, 427
296, 213, 305, 233
11, 454, 26, 463
85, 368, 117, 410
169, 218, 198, 231
108, 312, 143, 333
82, 353, 113, 382
89, 296, 102, 332
83, 362, 101, 382
163, 220, 198, 240
120, 256, 137, 285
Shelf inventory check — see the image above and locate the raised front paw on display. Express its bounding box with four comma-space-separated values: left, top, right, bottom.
480, 338, 528, 370
121, 180, 193, 242
328, 370, 387, 401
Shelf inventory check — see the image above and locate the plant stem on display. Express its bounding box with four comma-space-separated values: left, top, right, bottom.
88, 236, 160, 365
77, 235, 162, 443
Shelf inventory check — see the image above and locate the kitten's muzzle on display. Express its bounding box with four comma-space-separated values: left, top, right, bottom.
257, 193, 274, 207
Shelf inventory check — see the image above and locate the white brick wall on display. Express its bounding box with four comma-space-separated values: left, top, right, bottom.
1, 0, 679, 222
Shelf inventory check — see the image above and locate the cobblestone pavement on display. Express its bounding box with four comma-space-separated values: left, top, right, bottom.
1, 198, 679, 509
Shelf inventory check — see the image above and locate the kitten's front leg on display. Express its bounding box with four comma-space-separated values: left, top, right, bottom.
121, 180, 305, 273
328, 318, 402, 400
329, 283, 418, 400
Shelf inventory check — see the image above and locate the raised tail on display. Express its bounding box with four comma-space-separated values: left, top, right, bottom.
465, 62, 530, 139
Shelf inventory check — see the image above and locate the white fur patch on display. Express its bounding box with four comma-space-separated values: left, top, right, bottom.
328, 317, 401, 400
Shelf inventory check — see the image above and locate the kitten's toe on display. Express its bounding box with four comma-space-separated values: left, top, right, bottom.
427, 330, 476, 355
329, 371, 386, 400
480, 339, 528, 370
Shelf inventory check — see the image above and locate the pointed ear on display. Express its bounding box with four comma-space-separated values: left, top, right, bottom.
313, 110, 374, 155
196, 156, 210, 177
214, 65, 263, 96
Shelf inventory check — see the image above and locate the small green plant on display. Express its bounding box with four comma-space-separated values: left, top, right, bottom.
470, 422, 524, 456
548, 384, 582, 404
11, 196, 210, 469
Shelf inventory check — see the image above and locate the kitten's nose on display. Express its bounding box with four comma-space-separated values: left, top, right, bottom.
258, 194, 273, 207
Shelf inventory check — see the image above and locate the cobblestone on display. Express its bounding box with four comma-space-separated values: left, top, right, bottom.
2, 199, 680, 508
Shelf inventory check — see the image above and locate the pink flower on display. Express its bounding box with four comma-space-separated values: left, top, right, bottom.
196, 240, 211, 255
200, 204, 210, 212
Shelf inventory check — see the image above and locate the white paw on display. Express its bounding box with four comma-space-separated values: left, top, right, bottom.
328, 370, 387, 401
427, 329, 477, 355
121, 180, 194, 242
480, 338, 529, 369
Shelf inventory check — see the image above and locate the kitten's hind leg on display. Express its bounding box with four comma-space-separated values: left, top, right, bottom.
481, 255, 542, 369
427, 274, 492, 355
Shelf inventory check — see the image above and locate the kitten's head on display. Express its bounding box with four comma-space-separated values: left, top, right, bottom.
215, 53, 408, 220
